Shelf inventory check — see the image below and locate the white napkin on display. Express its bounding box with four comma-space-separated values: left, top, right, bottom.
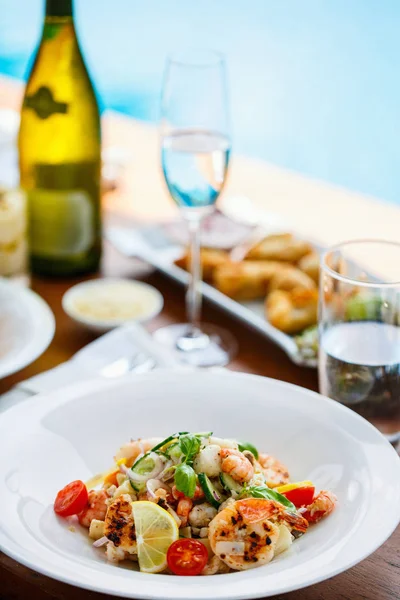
0, 323, 182, 412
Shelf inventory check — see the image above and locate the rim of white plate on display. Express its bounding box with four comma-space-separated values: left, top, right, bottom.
0, 279, 55, 379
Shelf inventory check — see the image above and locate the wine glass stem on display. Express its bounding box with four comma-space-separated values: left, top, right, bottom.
186, 217, 202, 335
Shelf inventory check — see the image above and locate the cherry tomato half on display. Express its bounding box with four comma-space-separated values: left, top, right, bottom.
282, 486, 315, 508
54, 480, 89, 517
167, 539, 209, 576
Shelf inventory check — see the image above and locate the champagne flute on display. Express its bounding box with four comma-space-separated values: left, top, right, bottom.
154, 49, 237, 367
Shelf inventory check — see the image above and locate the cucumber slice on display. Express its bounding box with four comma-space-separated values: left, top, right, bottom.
165, 442, 181, 460
131, 453, 153, 474
150, 435, 177, 453
129, 452, 162, 492
219, 472, 243, 494
129, 454, 148, 492
198, 473, 225, 509
129, 479, 144, 493
151, 432, 189, 453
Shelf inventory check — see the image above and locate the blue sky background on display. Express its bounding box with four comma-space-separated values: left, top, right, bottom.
1, 0, 400, 204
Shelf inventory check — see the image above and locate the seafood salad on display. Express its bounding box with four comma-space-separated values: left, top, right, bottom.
54, 432, 337, 576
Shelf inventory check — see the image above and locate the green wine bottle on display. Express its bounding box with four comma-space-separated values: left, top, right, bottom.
18, 0, 102, 276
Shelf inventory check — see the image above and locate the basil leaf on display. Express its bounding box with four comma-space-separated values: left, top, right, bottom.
246, 486, 296, 512
179, 434, 201, 463
174, 463, 196, 498
238, 442, 259, 459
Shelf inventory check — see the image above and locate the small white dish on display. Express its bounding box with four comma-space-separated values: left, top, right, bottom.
62, 278, 164, 333
0, 371, 399, 599
0, 277, 55, 379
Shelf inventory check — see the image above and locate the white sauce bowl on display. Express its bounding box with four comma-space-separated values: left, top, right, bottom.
62, 278, 164, 332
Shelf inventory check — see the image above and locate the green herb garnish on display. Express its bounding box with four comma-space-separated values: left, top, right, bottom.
238, 441, 259, 459
174, 463, 196, 498
244, 486, 296, 512
179, 434, 201, 463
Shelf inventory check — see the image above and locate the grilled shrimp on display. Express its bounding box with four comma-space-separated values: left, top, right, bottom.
220, 448, 254, 483
208, 498, 308, 571
257, 453, 290, 487
302, 490, 337, 524
78, 489, 108, 528
114, 438, 163, 468
104, 494, 137, 561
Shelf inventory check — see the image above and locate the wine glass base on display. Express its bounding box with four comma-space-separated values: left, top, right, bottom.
153, 323, 237, 368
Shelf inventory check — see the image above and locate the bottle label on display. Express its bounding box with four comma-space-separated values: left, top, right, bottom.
29, 188, 95, 258
24, 86, 68, 120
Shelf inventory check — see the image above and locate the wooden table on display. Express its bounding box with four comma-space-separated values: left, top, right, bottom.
0, 240, 399, 600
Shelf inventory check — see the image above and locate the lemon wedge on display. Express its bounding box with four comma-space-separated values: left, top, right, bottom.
131, 501, 179, 573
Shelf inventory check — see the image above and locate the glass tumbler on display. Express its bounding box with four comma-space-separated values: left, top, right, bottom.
319, 240, 400, 441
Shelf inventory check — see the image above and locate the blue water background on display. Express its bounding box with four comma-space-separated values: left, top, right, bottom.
1, 0, 400, 204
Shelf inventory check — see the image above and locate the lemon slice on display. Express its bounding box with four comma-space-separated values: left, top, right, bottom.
131, 501, 179, 573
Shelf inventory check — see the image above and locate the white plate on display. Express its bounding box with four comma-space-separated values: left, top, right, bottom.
0, 371, 399, 599
62, 278, 164, 333
0, 278, 55, 379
